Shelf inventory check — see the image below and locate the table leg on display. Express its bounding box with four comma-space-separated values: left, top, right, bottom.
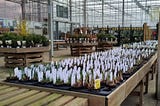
139, 79, 144, 106
144, 73, 149, 94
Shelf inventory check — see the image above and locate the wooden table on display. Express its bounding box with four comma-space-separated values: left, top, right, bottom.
0, 47, 50, 67
0, 83, 88, 106
53, 40, 67, 50
70, 43, 98, 56
106, 52, 157, 106
96, 42, 113, 51
1, 53, 157, 106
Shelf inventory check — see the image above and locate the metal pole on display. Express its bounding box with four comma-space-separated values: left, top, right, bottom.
122, 0, 125, 27
38, 0, 41, 22
69, 0, 73, 34
21, 0, 26, 20
48, 0, 54, 61
83, 0, 87, 27
102, 0, 104, 27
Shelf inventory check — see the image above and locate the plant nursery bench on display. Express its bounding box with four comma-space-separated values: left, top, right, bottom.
96, 42, 113, 51
3, 52, 157, 106
0, 47, 49, 68
70, 43, 97, 56
53, 40, 67, 50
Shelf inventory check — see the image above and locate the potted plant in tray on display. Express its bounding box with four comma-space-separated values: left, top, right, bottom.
0, 33, 49, 48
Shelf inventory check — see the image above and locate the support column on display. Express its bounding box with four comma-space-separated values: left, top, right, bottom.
83, 0, 87, 27
38, 0, 41, 22
122, 0, 125, 27
21, 0, 26, 20
69, 0, 73, 34
157, 21, 160, 99
102, 0, 104, 27
48, 0, 54, 60
55, 21, 58, 40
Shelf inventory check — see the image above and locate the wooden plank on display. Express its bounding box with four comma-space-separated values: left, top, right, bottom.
5, 58, 24, 63
28, 93, 63, 106
0, 88, 29, 101
5, 53, 24, 57
0, 87, 19, 95
10, 92, 50, 106
27, 57, 43, 63
0, 90, 39, 105
5, 63, 24, 68
0, 47, 49, 53
125, 72, 139, 98
48, 96, 75, 106
0, 81, 106, 106
0, 85, 10, 90
26, 53, 43, 58
107, 82, 126, 106
64, 97, 88, 106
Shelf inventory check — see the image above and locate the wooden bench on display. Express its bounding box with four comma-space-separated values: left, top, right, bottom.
53, 40, 67, 50
70, 43, 97, 56
0, 47, 49, 68
4, 53, 43, 67
96, 42, 113, 51
0, 83, 88, 106
2, 53, 156, 106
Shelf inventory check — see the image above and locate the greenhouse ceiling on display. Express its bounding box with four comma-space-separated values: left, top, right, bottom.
5, 0, 160, 27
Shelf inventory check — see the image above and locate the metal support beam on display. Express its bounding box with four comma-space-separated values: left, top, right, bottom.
48, 0, 54, 60
37, 0, 41, 22
102, 0, 104, 27
70, 0, 73, 34
21, 0, 26, 20
134, 0, 149, 14
106, 3, 132, 17
122, 0, 125, 27
83, 0, 87, 27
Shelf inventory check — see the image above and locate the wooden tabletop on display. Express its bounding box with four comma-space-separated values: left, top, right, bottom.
0, 47, 50, 53
0, 83, 88, 106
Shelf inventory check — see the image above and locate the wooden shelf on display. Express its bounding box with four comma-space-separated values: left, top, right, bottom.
0, 47, 50, 67
70, 43, 97, 56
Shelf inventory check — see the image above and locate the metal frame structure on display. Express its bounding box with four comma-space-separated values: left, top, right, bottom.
2, 0, 160, 27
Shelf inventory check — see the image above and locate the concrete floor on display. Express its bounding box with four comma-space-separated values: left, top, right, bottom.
0, 48, 159, 106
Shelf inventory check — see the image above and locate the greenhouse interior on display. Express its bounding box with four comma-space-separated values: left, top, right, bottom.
0, 0, 160, 106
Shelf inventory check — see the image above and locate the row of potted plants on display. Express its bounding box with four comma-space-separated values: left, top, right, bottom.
65, 33, 117, 44
7, 40, 157, 90
0, 33, 49, 48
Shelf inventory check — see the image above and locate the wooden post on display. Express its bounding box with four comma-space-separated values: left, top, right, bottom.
156, 22, 160, 99
143, 23, 147, 41
144, 73, 149, 94
139, 79, 144, 106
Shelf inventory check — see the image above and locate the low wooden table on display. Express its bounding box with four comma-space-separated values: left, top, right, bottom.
0, 47, 50, 67
2, 53, 157, 106
1, 52, 157, 106
53, 40, 67, 50
96, 42, 113, 51
70, 43, 97, 56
